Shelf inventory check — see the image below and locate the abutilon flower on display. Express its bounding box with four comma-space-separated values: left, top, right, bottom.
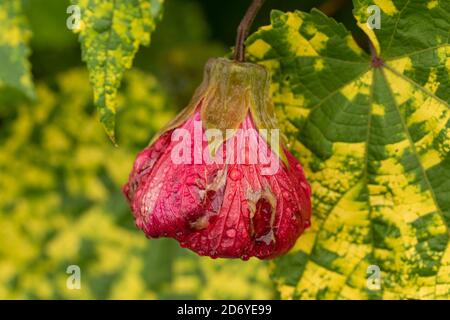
123, 58, 311, 260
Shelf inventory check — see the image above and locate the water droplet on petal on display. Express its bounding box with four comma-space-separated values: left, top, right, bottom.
222, 238, 234, 248
226, 229, 236, 237
303, 219, 311, 229
186, 175, 197, 186
229, 168, 242, 181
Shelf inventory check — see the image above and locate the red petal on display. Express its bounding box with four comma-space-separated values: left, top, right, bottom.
123, 111, 312, 259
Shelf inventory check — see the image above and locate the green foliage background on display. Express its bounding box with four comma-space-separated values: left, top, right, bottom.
0, 0, 277, 299
1, 0, 449, 300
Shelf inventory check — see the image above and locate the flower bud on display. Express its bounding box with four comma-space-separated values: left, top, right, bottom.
123, 58, 311, 259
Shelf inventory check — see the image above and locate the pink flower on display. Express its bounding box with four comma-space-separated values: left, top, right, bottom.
123, 58, 311, 259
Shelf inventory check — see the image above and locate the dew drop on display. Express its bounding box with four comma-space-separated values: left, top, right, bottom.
150, 150, 158, 159
154, 136, 169, 152
222, 238, 234, 248
303, 219, 311, 229
241, 254, 250, 261
226, 229, 236, 238
229, 168, 242, 181
186, 175, 197, 186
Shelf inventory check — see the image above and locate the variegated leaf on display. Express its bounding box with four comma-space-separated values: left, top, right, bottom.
0, 0, 35, 98
247, 2, 450, 299
71, 0, 164, 141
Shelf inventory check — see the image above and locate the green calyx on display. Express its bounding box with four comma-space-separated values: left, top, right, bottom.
161, 58, 278, 132
199, 57, 278, 133
153, 58, 287, 165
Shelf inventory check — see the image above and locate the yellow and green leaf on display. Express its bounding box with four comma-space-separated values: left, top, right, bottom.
0, 67, 273, 299
247, 2, 450, 299
0, 0, 35, 98
71, 0, 165, 141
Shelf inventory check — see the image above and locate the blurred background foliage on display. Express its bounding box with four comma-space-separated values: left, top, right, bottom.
0, 0, 358, 299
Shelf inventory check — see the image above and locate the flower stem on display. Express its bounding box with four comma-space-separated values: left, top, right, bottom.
234, 0, 267, 62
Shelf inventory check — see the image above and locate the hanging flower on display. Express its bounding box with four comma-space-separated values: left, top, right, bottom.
123, 58, 311, 259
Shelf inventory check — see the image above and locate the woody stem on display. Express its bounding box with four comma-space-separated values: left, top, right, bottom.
234, 0, 267, 62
